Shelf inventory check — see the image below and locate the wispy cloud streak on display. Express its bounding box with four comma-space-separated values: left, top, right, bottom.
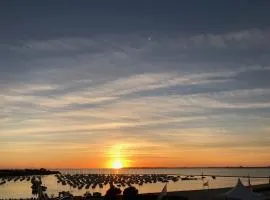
1, 27, 270, 167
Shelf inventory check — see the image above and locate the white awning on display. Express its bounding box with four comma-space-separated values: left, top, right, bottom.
216, 179, 264, 200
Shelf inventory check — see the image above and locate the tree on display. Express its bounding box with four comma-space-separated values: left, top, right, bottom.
84, 191, 92, 200
104, 184, 122, 200
59, 191, 73, 198
31, 177, 47, 200
123, 186, 138, 200
93, 192, 102, 198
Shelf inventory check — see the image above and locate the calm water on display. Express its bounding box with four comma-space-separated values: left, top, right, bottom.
1, 168, 270, 199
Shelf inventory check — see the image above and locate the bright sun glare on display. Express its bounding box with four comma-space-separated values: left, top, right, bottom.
112, 160, 123, 169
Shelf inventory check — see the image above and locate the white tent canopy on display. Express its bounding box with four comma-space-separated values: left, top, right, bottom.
216, 178, 264, 200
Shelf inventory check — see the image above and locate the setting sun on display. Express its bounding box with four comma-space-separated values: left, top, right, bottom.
112, 160, 123, 169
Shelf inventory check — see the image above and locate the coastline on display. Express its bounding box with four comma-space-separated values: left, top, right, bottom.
1, 168, 270, 200
1, 183, 269, 200
0, 169, 60, 177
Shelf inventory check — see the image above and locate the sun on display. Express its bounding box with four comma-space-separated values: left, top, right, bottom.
112, 160, 123, 169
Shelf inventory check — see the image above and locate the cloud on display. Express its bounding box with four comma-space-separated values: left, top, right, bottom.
9, 28, 270, 53
187, 28, 269, 49
2, 71, 270, 138
2, 27, 270, 167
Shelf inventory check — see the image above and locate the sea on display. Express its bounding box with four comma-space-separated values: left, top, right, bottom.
0, 168, 270, 199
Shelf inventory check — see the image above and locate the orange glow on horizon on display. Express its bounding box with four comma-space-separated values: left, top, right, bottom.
105, 144, 131, 169
1, 142, 270, 168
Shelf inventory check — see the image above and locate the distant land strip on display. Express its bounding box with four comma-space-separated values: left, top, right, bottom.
52, 166, 270, 170
122, 166, 270, 169
0, 168, 60, 177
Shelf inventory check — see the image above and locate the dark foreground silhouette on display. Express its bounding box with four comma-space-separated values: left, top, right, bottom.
56, 186, 188, 200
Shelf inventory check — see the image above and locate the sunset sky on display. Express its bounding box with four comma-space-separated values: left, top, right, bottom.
1, 1, 270, 168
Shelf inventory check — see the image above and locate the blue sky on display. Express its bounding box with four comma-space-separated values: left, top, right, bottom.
1, 1, 270, 168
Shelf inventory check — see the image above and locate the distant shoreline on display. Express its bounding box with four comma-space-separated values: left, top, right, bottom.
52, 166, 270, 170
121, 166, 270, 169
0, 169, 60, 177
1, 166, 270, 170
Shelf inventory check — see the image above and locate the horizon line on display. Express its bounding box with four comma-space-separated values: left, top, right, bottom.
1, 166, 270, 170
